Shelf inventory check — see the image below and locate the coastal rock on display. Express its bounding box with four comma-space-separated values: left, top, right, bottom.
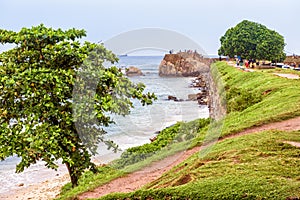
17, 183, 24, 187
167, 95, 184, 102
168, 95, 178, 101
158, 52, 210, 77
190, 75, 207, 88
149, 136, 157, 142
126, 66, 144, 77
187, 94, 198, 101
188, 75, 210, 105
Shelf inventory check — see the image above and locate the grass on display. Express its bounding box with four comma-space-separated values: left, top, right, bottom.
214, 62, 300, 136
99, 130, 300, 200
57, 61, 300, 199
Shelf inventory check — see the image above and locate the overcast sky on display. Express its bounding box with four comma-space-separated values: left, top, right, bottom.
1, 0, 299, 55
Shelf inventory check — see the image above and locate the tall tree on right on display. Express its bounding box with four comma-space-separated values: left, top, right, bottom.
218, 20, 286, 62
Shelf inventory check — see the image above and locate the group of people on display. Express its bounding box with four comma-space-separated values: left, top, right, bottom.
244, 59, 258, 68
236, 58, 258, 68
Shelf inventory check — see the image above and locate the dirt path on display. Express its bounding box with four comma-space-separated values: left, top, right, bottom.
79, 116, 300, 199
226, 61, 300, 80
273, 73, 299, 79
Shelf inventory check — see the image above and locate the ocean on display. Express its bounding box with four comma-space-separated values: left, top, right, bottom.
0, 56, 209, 194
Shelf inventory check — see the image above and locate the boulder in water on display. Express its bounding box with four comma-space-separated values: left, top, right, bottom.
126, 66, 144, 76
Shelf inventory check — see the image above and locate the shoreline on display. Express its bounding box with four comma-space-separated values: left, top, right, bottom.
0, 173, 70, 200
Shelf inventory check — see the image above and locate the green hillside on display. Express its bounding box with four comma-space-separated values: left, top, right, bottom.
58, 62, 300, 200
101, 130, 300, 200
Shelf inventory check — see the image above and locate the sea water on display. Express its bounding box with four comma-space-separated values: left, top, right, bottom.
0, 56, 209, 194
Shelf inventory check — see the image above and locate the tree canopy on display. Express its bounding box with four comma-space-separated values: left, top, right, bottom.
0, 24, 156, 186
218, 20, 286, 62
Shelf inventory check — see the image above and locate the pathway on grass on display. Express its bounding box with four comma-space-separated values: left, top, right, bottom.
79, 116, 300, 199
272, 73, 299, 79
227, 61, 300, 79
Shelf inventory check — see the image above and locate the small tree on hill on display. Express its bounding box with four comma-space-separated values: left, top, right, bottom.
0, 25, 156, 186
218, 20, 286, 62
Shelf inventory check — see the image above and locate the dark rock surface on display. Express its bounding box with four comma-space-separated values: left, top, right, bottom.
188, 75, 210, 106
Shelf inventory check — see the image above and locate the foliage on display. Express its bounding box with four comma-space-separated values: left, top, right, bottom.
226, 87, 262, 112
111, 118, 210, 169
0, 24, 156, 186
218, 20, 286, 62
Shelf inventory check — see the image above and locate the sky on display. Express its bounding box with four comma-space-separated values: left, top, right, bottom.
0, 0, 299, 55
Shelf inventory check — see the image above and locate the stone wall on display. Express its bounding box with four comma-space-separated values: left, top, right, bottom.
190, 71, 226, 120
207, 66, 227, 120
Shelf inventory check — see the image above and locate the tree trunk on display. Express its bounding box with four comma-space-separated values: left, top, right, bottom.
65, 162, 79, 187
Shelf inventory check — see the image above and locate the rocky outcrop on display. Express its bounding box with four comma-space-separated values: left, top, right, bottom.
159, 51, 211, 77
126, 66, 144, 77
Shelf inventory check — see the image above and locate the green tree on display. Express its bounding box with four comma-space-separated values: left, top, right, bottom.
218, 20, 286, 62
0, 24, 156, 187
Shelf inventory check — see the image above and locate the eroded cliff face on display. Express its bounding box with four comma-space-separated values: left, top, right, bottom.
158, 52, 210, 77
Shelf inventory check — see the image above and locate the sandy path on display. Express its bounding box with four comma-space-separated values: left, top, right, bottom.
79, 116, 300, 199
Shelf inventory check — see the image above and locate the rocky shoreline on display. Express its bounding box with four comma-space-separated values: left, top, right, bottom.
158, 51, 221, 118
160, 51, 225, 120
188, 74, 210, 105
167, 74, 210, 106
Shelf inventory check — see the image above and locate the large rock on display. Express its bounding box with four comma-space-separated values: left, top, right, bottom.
158, 52, 210, 77
126, 66, 144, 77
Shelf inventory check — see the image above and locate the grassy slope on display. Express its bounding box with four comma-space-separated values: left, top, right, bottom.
96, 62, 300, 199
217, 62, 300, 136
58, 62, 300, 199
101, 130, 300, 200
